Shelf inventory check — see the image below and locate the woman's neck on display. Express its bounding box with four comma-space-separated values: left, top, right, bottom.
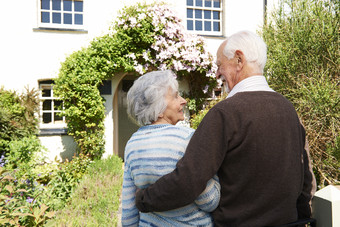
152, 117, 172, 125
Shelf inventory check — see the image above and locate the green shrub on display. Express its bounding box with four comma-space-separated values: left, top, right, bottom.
0, 87, 39, 155
261, 0, 339, 187
0, 87, 56, 226
5, 136, 46, 179
190, 95, 227, 129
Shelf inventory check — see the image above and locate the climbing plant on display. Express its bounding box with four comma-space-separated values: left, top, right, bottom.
54, 2, 217, 159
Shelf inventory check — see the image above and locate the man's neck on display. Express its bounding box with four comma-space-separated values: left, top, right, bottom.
227, 75, 274, 99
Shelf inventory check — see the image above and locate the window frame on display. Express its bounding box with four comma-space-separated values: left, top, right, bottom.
39, 81, 66, 129
186, 0, 223, 36
37, 0, 85, 30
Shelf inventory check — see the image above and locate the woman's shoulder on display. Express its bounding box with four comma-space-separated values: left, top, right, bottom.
171, 125, 195, 133
134, 124, 194, 139
170, 125, 195, 139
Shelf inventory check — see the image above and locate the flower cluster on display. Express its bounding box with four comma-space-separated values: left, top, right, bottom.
0, 154, 6, 167
116, 3, 217, 78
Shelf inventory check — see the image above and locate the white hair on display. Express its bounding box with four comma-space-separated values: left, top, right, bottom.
127, 70, 178, 126
223, 30, 267, 71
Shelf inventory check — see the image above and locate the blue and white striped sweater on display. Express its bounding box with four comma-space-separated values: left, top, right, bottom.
121, 124, 220, 227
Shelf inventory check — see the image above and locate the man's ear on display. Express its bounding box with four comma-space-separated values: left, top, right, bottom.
235, 50, 245, 70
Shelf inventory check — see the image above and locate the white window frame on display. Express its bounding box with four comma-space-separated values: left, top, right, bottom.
186, 0, 223, 36
39, 82, 66, 129
38, 0, 85, 30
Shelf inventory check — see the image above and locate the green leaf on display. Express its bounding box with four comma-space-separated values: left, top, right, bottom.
12, 212, 35, 217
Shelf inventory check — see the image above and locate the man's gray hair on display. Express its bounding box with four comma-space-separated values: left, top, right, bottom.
223, 30, 267, 71
127, 70, 178, 126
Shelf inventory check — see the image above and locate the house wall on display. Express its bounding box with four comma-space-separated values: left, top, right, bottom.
0, 0, 279, 160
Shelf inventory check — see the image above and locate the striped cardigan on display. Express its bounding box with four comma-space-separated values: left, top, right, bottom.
121, 124, 220, 227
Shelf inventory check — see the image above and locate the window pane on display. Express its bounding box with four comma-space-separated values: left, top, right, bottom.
213, 11, 220, 19
204, 10, 211, 19
213, 0, 220, 8
205, 0, 212, 7
64, 0, 72, 11
75, 14, 83, 25
41, 0, 50, 10
41, 12, 50, 23
54, 100, 63, 110
64, 13, 72, 24
54, 113, 63, 122
196, 0, 203, 6
52, 12, 61, 23
187, 8, 193, 18
187, 20, 193, 30
43, 100, 52, 110
204, 21, 211, 31
187, 0, 193, 6
52, 0, 61, 10
74, 1, 83, 12
195, 9, 202, 19
213, 21, 220, 31
42, 88, 51, 97
43, 113, 52, 123
195, 20, 202, 31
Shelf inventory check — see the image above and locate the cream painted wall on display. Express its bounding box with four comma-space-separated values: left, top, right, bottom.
39, 135, 78, 162
0, 0, 279, 159
0, 0, 119, 92
0, 0, 279, 91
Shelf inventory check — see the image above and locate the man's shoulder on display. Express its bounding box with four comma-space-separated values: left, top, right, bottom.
209, 91, 293, 114
227, 91, 289, 104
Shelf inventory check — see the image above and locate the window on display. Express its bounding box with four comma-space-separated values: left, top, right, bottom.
39, 0, 84, 29
39, 81, 66, 127
186, 0, 222, 36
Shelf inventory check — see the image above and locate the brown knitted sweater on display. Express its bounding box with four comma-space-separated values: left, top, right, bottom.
136, 91, 315, 227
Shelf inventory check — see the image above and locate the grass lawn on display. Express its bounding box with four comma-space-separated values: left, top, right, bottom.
45, 155, 123, 227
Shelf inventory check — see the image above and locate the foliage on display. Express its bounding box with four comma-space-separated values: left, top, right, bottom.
54, 2, 217, 159
0, 86, 57, 226
0, 153, 92, 226
261, 0, 339, 187
0, 87, 96, 225
190, 95, 227, 129
5, 136, 46, 180
42, 154, 93, 210
0, 87, 40, 155
113, 2, 217, 104
45, 155, 123, 226
0, 167, 55, 226
54, 49, 107, 159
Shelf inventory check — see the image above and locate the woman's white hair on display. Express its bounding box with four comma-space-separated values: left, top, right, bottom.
223, 30, 267, 71
127, 70, 178, 126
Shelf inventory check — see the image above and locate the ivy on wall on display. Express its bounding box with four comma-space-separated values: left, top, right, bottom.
54, 2, 218, 159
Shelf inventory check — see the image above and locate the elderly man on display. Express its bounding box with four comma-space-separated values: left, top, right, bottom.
135, 30, 316, 226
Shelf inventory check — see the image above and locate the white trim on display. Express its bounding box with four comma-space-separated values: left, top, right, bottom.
186, 0, 223, 36
39, 83, 67, 129
37, 0, 85, 30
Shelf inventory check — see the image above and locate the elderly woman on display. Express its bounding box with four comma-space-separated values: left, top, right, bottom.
121, 70, 220, 227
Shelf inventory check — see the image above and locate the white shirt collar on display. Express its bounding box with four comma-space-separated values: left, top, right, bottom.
227, 75, 275, 99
